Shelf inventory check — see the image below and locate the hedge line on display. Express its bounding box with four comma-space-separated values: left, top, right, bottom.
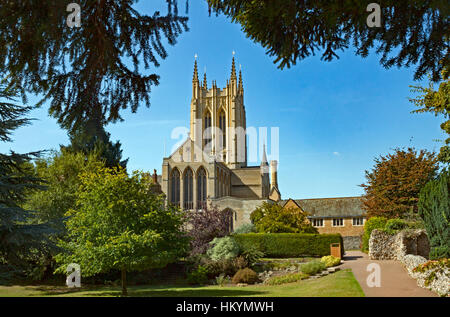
232, 233, 344, 258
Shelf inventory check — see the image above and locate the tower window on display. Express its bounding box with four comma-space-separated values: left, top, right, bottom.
204, 111, 212, 149
219, 110, 226, 150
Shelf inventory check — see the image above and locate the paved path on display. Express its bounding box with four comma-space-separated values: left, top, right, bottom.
340, 250, 436, 297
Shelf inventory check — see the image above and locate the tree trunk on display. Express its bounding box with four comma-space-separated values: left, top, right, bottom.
121, 267, 128, 297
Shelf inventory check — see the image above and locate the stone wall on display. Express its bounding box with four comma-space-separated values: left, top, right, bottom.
343, 236, 361, 250
369, 229, 448, 296
369, 229, 430, 260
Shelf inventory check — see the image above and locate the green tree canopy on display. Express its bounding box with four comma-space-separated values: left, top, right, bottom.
361, 147, 440, 219
250, 202, 318, 234
410, 65, 450, 163
54, 167, 189, 296
207, 0, 449, 82
23, 149, 105, 224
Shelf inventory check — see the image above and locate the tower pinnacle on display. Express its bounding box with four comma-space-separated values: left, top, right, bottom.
230, 54, 237, 80
193, 56, 199, 82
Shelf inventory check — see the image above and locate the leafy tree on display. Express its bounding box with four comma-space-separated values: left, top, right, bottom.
207, 0, 449, 81
187, 206, 233, 256
0, 84, 55, 281
410, 65, 450, 163
250, 202, 318, 233
0, 0, 189, 133
54, 167, 188, 296
418, 169, 450, 259
23, 149, 105, 224
361, 148, 439, 219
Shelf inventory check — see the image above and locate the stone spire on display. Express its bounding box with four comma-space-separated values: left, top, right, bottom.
260, 143, 269, 174
230, 53, 237, 81
193, 55, 199, 82
238, 65, 243, 93
203, 72, 207, 89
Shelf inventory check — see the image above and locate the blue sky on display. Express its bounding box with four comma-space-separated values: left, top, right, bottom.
0, 1, 446, 199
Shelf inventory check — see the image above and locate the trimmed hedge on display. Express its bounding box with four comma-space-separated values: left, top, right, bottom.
232, 233, 344, 258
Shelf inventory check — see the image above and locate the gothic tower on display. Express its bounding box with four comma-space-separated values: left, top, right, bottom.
189, 55, 247, 169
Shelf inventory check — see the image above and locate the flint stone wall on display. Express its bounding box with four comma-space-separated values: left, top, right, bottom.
369, 229, 448, 296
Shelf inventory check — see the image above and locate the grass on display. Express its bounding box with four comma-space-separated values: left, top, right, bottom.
0, 269, 364, 297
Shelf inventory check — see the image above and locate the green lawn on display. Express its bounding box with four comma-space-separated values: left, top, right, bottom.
0, 269, 364, 297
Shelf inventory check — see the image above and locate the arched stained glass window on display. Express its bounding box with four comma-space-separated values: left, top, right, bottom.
197, 167, 207, 210
183, 168, 193, 210
170, 168, 180, 207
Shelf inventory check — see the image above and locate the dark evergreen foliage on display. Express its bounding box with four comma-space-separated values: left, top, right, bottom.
207, 0, 449, 82
0, 0, 189, 133
0, 85, 56, 281
418, 169, 450, 259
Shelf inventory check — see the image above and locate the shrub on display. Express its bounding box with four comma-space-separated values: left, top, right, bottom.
418, 170, 450, 259
240, 245, 264, 266
215, 274, 231, 287
202, 257, 245, 279
233, 223, 257, 234
233, 233, 344, 258
187, 207, 233, 256
250, 202, 318, 233
361, 216, 387, 252
384, 219, 409, 234
231, 268, 259, 284
320, 255, 341, 268
207, 237, 240, 261
265, 272, 309, 285
300, 260, 326, 275
186, 265, 209, 285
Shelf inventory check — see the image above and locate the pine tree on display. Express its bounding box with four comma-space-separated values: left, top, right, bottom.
418, 169, 450, 259
0, 85, 56, 280
207, 0, 448, 82
0, 0, 189, 134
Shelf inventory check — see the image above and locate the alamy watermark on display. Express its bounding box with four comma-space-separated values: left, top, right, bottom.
66, 263, 81, 288
66, 3, 81, 28
366, 263, 381, 287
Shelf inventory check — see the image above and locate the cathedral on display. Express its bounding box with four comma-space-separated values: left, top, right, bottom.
160, 56, 281, 230
159, 56, 366, 249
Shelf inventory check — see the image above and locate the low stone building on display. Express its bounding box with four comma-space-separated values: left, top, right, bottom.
280, 197, 366, 250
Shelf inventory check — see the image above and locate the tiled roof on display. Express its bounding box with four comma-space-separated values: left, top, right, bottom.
280, 196, 366, 218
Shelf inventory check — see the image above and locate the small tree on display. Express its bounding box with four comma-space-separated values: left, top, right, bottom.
250, 202, 318, 234
418, 169, 450, 259
23, 149, 105, 224
361, 148, 439, 219
187, 206, 232, 256
54, 167, 188, 296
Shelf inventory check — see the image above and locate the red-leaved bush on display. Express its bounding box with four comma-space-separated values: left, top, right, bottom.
187, 206, 233, 256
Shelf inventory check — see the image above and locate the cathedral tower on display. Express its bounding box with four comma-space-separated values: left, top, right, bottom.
190, 55, 247, 168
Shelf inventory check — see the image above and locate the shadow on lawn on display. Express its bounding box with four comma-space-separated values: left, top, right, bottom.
34, 285, 267, 297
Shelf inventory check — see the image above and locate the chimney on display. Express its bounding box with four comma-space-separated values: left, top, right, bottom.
270, 160, 278, 189
152, 169, 158, 184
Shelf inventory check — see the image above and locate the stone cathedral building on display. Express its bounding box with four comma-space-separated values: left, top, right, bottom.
161, 57, 280, 230
159, 56, 366, 249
